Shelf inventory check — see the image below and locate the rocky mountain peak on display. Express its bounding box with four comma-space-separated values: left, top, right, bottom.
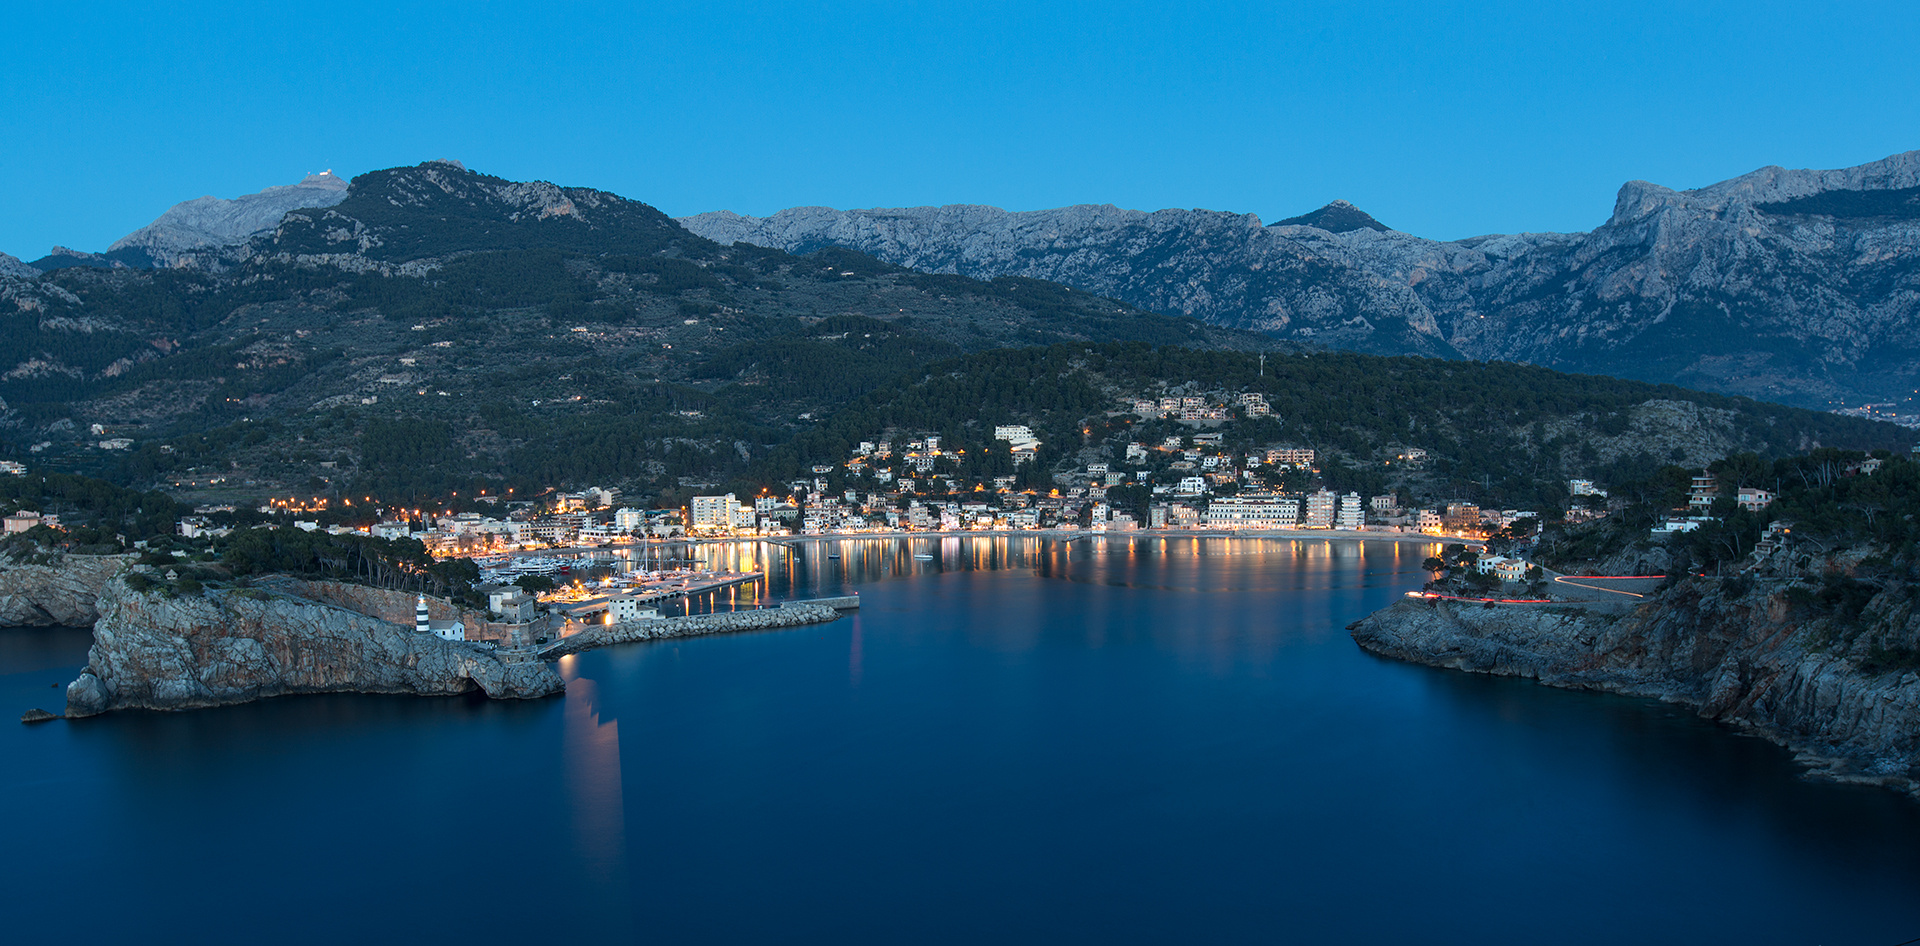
1269, 199, 1391, 234
1607, 179, 1685, 227
0, 250, 39, 278
250, 160, 693, 264
295, 170, 349, 190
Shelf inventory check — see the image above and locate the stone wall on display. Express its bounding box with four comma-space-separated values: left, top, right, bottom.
273, 578, 543, 645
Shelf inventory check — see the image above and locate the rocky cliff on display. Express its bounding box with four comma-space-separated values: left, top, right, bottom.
0, 552, 131, 627
66, 579, 563, 717
682, 150, 1920, 406
1349, 580, 1920, 797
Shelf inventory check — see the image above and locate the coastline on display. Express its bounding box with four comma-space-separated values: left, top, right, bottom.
1350, 589, 1920, 799
532, 527, 1458, 557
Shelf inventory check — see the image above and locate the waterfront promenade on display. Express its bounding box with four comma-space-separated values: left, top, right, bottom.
521, 527, 1456, 558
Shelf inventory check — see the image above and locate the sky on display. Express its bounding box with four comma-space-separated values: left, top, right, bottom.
3, 0, 1918, 259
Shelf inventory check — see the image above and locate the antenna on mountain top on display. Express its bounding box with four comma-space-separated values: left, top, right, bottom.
1259, 353, 1265, 377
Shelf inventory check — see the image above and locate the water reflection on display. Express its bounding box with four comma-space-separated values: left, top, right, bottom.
550, 535, 1443, 616
560, 655, 627, 879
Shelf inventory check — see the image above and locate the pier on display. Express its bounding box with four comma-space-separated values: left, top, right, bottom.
538, 602, 843, 659
784, 594, 860, 610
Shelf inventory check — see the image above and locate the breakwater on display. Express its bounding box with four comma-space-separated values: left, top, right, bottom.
538, 602, 842, 659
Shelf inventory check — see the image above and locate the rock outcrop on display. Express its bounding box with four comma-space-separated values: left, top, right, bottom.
682, 150, 1920, 406
0, 251, 36, 278
538, 603, 842, 659
0, 552, 131, 627
1350, 582, 1920, 797
66, 580, 563, 717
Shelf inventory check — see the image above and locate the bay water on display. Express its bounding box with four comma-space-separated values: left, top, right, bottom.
3, 536, 1917, 944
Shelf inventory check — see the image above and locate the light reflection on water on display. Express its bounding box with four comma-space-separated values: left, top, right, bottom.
553, 534, 1443, 617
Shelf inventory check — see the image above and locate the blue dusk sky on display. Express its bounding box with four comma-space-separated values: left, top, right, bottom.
2, 0, 1916, 259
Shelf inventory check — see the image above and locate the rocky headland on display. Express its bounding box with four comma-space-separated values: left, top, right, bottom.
1350, 575, 1920, 797
66, 578, 563, 717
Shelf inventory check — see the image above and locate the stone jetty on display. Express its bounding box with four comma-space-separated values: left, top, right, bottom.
539, 603, 842, 659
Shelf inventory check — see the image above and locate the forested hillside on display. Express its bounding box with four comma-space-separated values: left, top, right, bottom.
0, 162, 1266, 501
759, 344, 1908, 511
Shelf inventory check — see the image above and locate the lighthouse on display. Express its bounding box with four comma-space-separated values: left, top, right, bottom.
414, 593, 467, 642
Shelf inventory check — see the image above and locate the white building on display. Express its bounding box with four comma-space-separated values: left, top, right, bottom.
608, 594, 660, 623
1174, 476, 1208, 496
0, 461, 24, 476
690, 494, 753, 533
1336, 492, 1363, 529
994, 425, 1041, 451
614, 507, 646, 532
1204, 494, 1299, 530
1303, 490, 1337, 528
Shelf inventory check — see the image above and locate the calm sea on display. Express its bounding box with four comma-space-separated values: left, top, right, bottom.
3, 536, 1917, 945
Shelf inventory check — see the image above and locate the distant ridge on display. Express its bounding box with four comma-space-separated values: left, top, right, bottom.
679, 150, 1920, 406
1269, 200, 1389, 233
98, 170, 351, 267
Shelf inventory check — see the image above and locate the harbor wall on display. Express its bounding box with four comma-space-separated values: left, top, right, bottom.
539, 603, 842, 659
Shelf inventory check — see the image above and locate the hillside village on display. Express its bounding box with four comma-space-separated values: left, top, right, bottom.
134, 386, 1563, 554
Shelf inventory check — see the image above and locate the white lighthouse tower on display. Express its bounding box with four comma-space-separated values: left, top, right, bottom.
415, 594, 466, 642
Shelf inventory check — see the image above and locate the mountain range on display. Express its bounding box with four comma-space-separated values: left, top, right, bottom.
0, 158, 1910, 506
681, 151, 1920, 408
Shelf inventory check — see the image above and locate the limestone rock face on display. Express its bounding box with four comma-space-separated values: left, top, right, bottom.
0, 552, 130, 627
0, 251, 36, 278
683, 203, 1459, 359
106, 171, 350, 266
1350, 581, 1920, 796
682, 150, 1920, 405
65, 580, 563, 717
